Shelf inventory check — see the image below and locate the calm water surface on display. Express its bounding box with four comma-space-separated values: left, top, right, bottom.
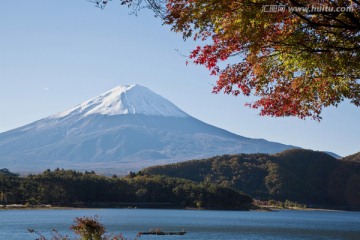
0, 209, 359, 239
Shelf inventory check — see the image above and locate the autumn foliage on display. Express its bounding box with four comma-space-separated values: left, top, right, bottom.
92, 0, 360, 120
164, 0, 360, 120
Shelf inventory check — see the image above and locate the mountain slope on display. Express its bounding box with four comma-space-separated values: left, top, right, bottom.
143, 149, 360, 208
0, 84, 297, 172
342, 152, 360, 162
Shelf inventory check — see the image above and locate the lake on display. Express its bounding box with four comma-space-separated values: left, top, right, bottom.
0, 209, 359, 239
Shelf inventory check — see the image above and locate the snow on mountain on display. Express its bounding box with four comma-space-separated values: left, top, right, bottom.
0, 84, 300, 173
52, 84, 188, 119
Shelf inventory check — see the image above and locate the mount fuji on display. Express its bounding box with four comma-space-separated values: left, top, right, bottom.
0, 84, 296, 173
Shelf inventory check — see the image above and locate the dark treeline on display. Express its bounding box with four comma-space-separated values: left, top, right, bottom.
0, 168, 252, 210
143, 149, 360, 209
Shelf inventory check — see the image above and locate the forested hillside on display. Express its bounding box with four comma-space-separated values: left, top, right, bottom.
342, 152, 360, 162
0, 168, 252, 210
143, 149, 360, 208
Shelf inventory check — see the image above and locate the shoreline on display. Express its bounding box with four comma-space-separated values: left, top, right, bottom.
256, 205, 359, 212
0, 204, 86, 210
1, 204, 358, 212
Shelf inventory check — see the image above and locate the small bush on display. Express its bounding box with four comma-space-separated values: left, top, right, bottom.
28, 216, 140, 240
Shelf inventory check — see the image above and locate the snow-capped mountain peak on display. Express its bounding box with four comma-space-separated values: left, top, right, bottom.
52, 84, 188, 118
0, 84, 298, 172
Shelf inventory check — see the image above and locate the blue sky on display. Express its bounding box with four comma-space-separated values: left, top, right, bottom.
0, 1, 359, 156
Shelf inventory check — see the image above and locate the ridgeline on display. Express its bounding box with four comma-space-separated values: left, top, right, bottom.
143, 149, 360, 209
342, 152, 360, 162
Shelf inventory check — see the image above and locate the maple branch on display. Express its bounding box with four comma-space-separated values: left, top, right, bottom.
352, 0, 360, 6
293, 11, 360, 30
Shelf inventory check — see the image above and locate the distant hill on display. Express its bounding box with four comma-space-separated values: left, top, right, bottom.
342, 152, 360, 162
323, 151, 342, 159
143, 149, 360, 208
